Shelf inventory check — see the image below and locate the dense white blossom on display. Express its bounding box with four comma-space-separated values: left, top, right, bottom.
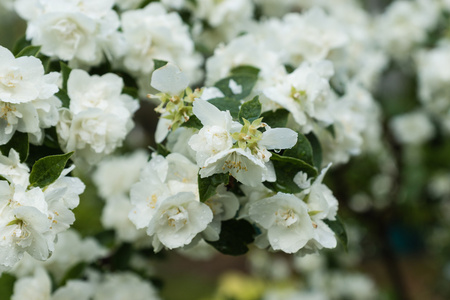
416, 42, 450, 134
120, 3, 202, 82
0, 165, 85, 272
375, 0, 439, 60
14, 0, 121, 66
129, 153, 213, 251
56, 69, 139, 167
189, 99, 297, 186
0, 46, 60, 145
263, 61, 335, 133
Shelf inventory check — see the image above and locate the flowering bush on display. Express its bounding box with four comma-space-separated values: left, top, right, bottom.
1, 0, 450, 299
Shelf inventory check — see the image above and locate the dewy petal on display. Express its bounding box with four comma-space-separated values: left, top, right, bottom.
151, 62, 189, 95
200, 148, 267, 187
260, 128, 298, 150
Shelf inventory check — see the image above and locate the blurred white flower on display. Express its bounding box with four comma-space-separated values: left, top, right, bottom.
389, 110, 435, 145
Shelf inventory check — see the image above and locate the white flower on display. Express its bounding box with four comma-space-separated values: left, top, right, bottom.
11, 268, 51, 300
93, 150, 148, 198
148, 192, 213, 251
120, 3, 202, 82
249, 192, 314, 253
15, 0, 121, 66
203, 186, 240, 241
129, 153, 213, 251
93, 272, 161, 300
375, 0, 439, 60
0, 46, 60, 145
0, 183, 54, 268
0, 149, 30, 186
389, 110, 435, 145
56, 69, 139, 167
188, 99, 240, 166
263, 61, 334, 133
189, 99, 297, 186
0, 165, 84, 272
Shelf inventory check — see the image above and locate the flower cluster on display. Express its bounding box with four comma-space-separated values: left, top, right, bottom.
0, 150, 85, 273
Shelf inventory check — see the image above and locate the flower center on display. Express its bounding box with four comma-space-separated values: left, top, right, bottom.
275, 208, 298, 227
166, 207, 188, 230
0, 67, 23, 89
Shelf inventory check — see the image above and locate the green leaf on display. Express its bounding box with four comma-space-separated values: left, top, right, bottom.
60, 62, 72, 91
55, 90, 71, 108
283, 132, 314, 166
260, 109, 289, 128
208, 97, 241, 119
264, 153, 317, 193
139, 0, 158, 8
0, 273, 16, 300
28, 152, 74, 189
60, 262, 87, 286
12, 35, 31, 56
122, 86, 139, 99
324, 216, 348, 251
238, 96, 261, 123
214, 74, 257, 100
198, 173, 229, 202
156, 144, 170, 157
181, 115, 203, 130
230, 65, 260, 77
284, 64, 295, 74
206, 219, 255, 255
94, 230, 116, 248
0, 175, 10, 183
42, 127, 62, 150
15, 45, 41, 58
305, 132, 322, 169
153, 59, 168, 70
0, 131, 29, 162
326, 124, 336, 138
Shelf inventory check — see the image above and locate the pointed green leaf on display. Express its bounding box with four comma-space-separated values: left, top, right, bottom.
181, 115, 203, 130
283, 132, 314, 166
324, 216, 348, 252
260, 109, 289, 128
28, 152, 74, 189
12, 35, 31, 56
230, 65, 260, 77
208, 96, 241, 119
214, 74, 257, 100
153, 59, 168, 70
198, 173, 229, 202
264, 153, 317, 193
55, 90, 71, 108
238, 96, 261, 123
15, 45, 41, 58
60, 62, 72, 91
156, 144, 170, 157
206, 219, 255, 256
0, 131, 29, 162
306, 132, 322, 169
